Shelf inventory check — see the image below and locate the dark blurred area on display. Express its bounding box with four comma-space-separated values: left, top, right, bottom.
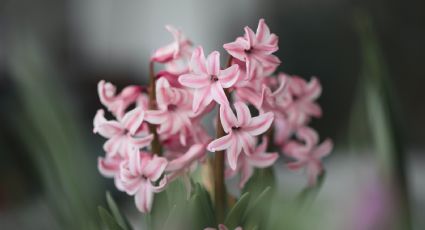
0, 0, 424, 229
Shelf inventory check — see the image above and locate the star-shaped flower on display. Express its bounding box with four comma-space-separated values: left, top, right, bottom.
179, 46, 240, 113
223, 18, 280, 80
93, 108, 153, 157
97, 80, 141, 119
144, 78, 195, 145
226, 137, 279, 188
118, 151, 168, 213
286, 76, 322, 126
151, 25, 192, 64
207, 102, 274, 170
283, 126, 333, 186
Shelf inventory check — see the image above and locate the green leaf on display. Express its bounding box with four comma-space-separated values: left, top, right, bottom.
98, 206, 124, 230
224, 192, 250, 229
189, 183, 216, 229
149, 190, 169, 230
243, 186, 272, 228
106, 192, 131, 230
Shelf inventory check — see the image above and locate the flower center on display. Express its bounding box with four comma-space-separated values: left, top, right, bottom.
232, 126, 240, 131
244, 48, 252, 54
210, 75, 219, 81
167, 104, 178, 111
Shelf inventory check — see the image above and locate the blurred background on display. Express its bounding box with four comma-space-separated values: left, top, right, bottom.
0, 0, 424, 229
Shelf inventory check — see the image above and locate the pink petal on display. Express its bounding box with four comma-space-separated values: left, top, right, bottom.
155, 78, 173, 109
145, 110, 168, 124
210, 82, 229, 106
256, 18, 270, 43
234, 102, 251, 127
217, 64, 239, 88
178, 73, 210, 89
239, 161, 254, 188
244, 56, 256, 80
226, 136, 242, 170
135, 182, 154, 213
283, 141, 309, 160
127, 148, 142, 175
273, 118, 292, 145
219, 104, 238, 133
142, 155, 168, 181
166, 144, 204, 171
103, 136, 124, 156
253, 53, 281, 65
93, 109, 123, 138
207, 134, 233, 152
207, 51, 220, 76
244, 112, 274, 136
151, 43, 176, 63
244, 26, 256, 47
237, 86, 263, 109
193, 86, 213, 113
97, 156, 122, 177
297, 126, 319, 148
301, 102, 322, 118
223, 37, 249, 61
305, 77, 322, 100
130, 134, 154, 149
247, 152, 278, 168
190, 46, 207, 74
121, 107, 145, 135
238, 132, 255, 155
313, 139, 333, 159
156, 70, 182, 88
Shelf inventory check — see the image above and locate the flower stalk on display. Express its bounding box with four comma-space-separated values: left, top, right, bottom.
213, 56, 233, 223
148, 61, 162, 155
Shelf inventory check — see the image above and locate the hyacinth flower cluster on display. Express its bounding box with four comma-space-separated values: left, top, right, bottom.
93, 18, 333, 217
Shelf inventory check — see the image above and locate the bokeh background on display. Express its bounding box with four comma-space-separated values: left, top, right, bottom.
0, 0, 424, 229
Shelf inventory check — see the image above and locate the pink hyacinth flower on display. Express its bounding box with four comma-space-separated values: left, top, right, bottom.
283, 126, 333, 186
118, 151, 168, 213
179, 46, 240, 113
205, 224, 242, 230
93, 108, 153, 157
207, 102, 274, 170
223, 18, 280, 80
286, 76, 322, 126
226, 137, 279, 188
144, 78, 195, 145
258, 73, 293, 145
97, 80, 141, 119
151, 25, 192, 63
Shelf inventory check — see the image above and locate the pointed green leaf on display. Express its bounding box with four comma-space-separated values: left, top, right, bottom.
189, 183, 216, 229
149, 190, 169, 230
224, 192, 250, 229
98, 206, 124, 230
242, 186, 272, 229
106, 192, 131, 230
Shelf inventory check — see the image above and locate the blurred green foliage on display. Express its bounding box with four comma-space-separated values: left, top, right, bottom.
7, 37, 102, 229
